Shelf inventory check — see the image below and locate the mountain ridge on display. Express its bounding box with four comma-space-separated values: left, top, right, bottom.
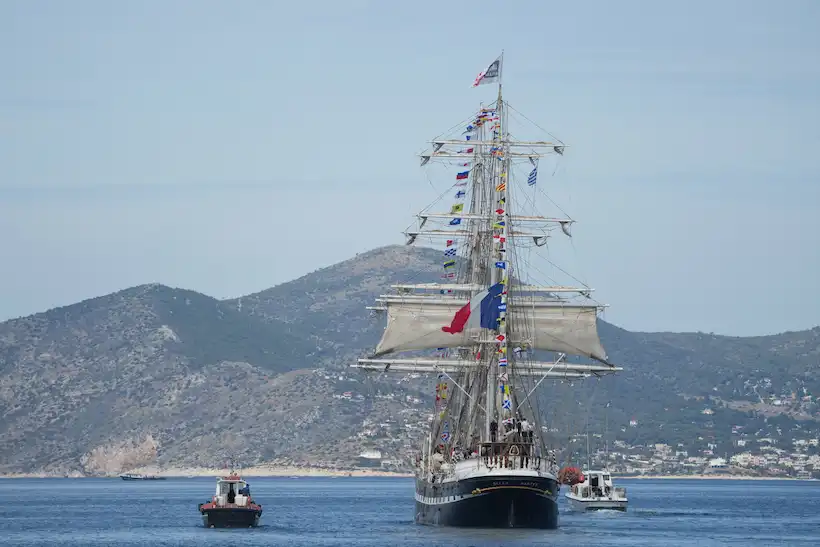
1, 245, 818, 476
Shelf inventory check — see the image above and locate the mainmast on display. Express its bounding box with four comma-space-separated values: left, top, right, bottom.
485, 68, 506, 440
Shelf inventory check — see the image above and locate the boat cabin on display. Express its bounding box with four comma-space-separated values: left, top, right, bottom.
213, 475, 252, 507
569, 470, 627, 500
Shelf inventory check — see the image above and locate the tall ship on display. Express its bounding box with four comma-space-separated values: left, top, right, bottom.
352, 54, 621, 529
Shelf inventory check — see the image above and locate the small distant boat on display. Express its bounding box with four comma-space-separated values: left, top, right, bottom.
565, 470, 628, 511
198, 473, 262, 528
119, 473, 166, 481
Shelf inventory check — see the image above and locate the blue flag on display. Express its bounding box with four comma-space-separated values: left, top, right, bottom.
528, 167, 538, 186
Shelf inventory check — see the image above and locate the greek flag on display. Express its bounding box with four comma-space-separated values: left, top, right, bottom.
527, 167, 538, 186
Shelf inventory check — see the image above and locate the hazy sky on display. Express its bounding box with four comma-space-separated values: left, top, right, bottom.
1, 0, 818, 336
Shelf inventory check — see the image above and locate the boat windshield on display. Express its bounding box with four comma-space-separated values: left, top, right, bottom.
218, 481, 246, 495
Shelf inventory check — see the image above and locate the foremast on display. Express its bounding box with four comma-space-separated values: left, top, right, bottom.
353, 54, 622, 467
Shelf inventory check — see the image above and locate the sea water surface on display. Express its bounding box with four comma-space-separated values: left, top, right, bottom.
0, 477, 817, 546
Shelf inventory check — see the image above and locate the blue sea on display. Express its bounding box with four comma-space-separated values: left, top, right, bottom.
0, 477, 817, 546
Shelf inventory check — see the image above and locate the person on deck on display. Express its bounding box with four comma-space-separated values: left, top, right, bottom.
522, 419, 533, 442
490, 419, 498, 442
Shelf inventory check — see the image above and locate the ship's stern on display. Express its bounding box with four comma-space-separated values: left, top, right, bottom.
415, 474, 559, 529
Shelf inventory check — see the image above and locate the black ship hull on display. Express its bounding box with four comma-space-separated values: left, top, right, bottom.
200, 507, 262, 528
414, 474, 559, 529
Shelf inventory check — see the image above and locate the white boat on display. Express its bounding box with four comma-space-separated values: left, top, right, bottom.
565, 470, 628, 511
119, 472, 166, 480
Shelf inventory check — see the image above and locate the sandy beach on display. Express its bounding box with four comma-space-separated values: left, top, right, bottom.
146, 465, 415, 479
614, 474, 809, 480
0, 466, 414, 479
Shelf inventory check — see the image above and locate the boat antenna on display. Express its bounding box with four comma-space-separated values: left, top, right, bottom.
604, 402, 610, 471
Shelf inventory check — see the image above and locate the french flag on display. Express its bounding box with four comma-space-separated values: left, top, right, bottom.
441, 282, 504, 334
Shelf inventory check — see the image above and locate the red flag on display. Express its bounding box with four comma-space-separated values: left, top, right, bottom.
446, 240, 454, 247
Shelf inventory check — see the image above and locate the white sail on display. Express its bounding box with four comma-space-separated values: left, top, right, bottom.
512, 302, 608, 361
372, 297, 608, 361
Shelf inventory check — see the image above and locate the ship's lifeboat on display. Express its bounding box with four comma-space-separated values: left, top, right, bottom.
557, 466, 585, 486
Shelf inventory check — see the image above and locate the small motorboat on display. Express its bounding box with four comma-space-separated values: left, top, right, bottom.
119, 473, 166, 480
564, 469, 628, 511
198, 473, 262, 528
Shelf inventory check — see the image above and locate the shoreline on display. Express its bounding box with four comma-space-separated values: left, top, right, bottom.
1, 467, 813, 481
0, 466, 415, 479
614, 474, 813, 480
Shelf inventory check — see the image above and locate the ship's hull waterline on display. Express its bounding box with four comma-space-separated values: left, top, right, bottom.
414, 474, 559, 529
199, 507, 262, 528
566, 495, 628, 512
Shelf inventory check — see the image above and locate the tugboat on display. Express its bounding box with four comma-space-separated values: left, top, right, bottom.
565, 470, 628, 511
198, 473, 263, 528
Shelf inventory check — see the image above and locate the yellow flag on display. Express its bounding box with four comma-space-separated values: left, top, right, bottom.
450, 203, 464, 214
496, 183, 506, 192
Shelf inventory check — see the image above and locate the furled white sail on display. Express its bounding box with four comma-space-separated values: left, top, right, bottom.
372, 297, 607, 362
515, 303, 607, 361
373, 298, 473, 355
